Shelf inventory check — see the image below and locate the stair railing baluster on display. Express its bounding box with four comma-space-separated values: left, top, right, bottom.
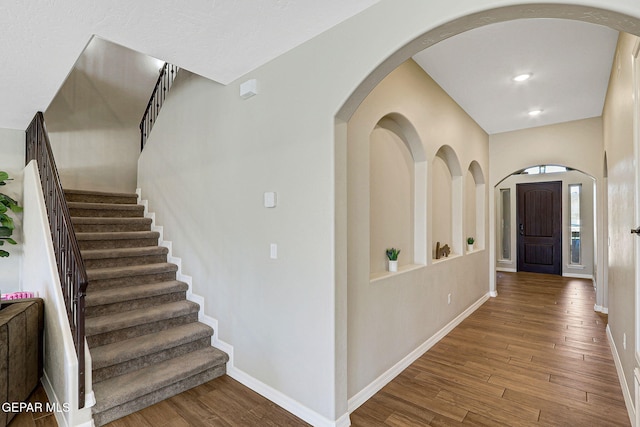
26, 112, 88, 409
139, 62, 179, 151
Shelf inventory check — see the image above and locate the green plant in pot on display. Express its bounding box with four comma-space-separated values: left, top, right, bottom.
0, 171, 22, 258
467, 237, 475, 252
386, 247, 400, 272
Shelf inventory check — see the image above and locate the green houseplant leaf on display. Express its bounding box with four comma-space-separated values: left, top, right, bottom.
0, 171, 21, 257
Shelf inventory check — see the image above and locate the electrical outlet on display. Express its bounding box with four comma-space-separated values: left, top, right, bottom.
447, 293, 451, 305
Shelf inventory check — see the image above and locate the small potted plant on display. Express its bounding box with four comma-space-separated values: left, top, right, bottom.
0, 171, 22, 258
467, 237, 475, 252
386, 248, 400, 272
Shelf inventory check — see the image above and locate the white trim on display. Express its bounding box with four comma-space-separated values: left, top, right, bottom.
607, 325, 635, 426
226, 362, 350, 427
489, 290, 498, 297
594, 304, 609, 314
635, 368, 640, 427
347, 293, 490, 413
136, 189, 346, 427
42, 370, 69, 427
562, 272, 593, 279
496, 267, 516, 273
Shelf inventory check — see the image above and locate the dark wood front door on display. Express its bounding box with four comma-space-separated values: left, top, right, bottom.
517, 181, 562, 275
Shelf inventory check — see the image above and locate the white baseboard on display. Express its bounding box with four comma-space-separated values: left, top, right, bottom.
607, 325, 635, 426
137, 189, 346, 427
226, 362, 350, 427
347, 293, 490, 413
594, 304, 609, 314
496, 267, 516, 273
41, 370, 69, 427
563, 272, 593, 279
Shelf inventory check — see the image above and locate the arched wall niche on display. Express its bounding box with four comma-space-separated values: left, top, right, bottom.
369, 113, 427, 275
433, 145, 463, 256
466, 160, 486, 250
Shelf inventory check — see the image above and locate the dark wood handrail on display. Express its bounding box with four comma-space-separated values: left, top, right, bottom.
26, 112, 88, 409
139, 62, 179, 150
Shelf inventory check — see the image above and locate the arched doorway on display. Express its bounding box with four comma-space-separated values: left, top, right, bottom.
335, 3, 640, 418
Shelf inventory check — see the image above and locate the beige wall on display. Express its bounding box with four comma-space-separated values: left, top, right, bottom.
347, 60, 489, 399
603, 31, 639, 407
489, 117, 606, 304
369, 127, 414, 273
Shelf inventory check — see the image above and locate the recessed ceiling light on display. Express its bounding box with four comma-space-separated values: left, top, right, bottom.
513, 73, 532, 82
528, 109, 543, 116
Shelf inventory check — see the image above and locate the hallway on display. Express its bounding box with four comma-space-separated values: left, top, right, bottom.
91, 271, 631, 426
350, 272, 630, 426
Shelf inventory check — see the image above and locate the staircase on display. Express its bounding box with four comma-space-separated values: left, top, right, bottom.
64, 189, 228, 426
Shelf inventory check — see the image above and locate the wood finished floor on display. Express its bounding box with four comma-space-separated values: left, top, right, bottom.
12, 272, 630, 426
351, 272, 630, 426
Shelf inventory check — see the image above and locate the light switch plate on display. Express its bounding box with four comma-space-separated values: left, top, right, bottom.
264, 192, 277, 208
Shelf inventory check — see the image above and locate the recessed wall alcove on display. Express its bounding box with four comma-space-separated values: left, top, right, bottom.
466, 160, 486, 251
369, 113, 426, 276
432, 145, 462, 258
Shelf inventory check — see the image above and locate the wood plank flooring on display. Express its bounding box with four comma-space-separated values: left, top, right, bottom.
351, 272, 630, 426
13, 272, 630, 426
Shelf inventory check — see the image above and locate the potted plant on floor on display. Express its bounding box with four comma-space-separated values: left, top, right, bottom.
0, 171, 22, 258
386, 248, 400, 272
467, 237, 475, 252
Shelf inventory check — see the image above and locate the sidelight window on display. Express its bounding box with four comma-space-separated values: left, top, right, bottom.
569, 184, 581, 265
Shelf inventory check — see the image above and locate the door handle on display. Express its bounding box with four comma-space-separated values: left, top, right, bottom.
519, 224, 524, 235
632, 227, 640, 235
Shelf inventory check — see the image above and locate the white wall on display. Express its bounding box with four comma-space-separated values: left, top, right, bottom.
22, 161, 93, 427
496, 170, 596, 278
603, 31, 639, 412
44, 37, 161, 193
0, 128, 24, 292
137, 2, 640, 424
0, 128, 24, 172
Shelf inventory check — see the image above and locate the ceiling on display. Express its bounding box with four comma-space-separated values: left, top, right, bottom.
413, 18, 619, 135
0, 0, 378, 130
0, 3, 621, 134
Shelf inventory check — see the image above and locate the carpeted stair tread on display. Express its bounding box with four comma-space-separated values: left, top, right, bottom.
86, 300, 199, 337
85, 280, 188, 307
68, 201, 144, 211
77, 231, 159, 241
64, 189, 138, 205
72, 217, 152, 232
82, 246, 168, 260
87, 263, 178, 281
91, 322, 214, 370
92, 347, 228, 413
